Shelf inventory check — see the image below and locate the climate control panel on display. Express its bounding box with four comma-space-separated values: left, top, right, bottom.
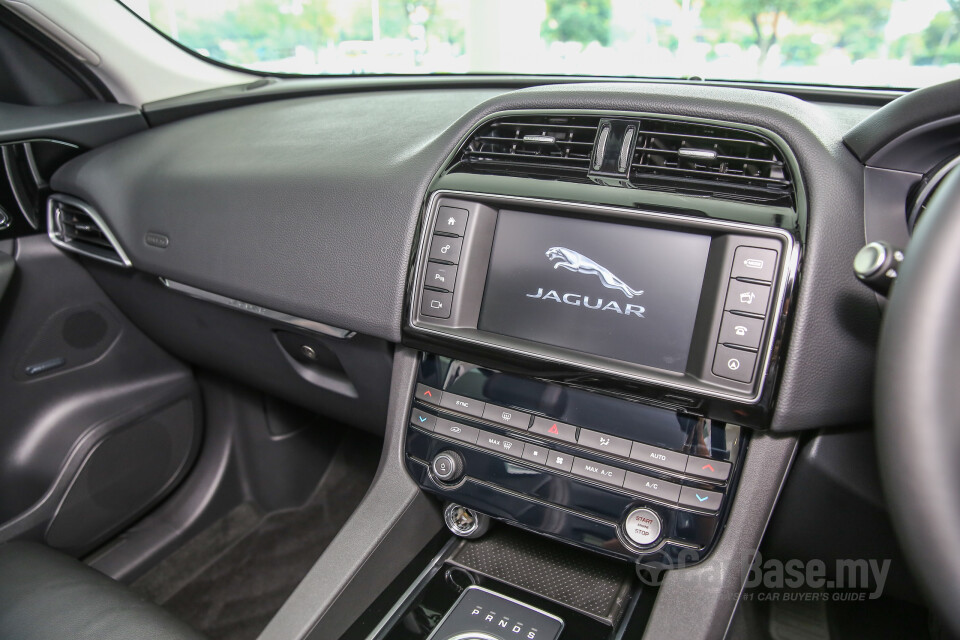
405, 354, 744, 567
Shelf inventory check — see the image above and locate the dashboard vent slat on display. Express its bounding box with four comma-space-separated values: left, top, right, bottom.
47, 195, 131, 267
454, 115, 602, 181
631, 119, 793, 205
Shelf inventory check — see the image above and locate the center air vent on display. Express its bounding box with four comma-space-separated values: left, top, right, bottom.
631, 120, 792, 205
47, 195, 131, 267
455, 115, 601, 180
449, 112, 795, 208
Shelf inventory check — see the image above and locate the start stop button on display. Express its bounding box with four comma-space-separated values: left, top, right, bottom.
623, 508, 662, 547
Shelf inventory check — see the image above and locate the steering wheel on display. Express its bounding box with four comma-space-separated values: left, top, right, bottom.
876, 166, 960, 636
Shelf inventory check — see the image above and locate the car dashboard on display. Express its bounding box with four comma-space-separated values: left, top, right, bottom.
11, 73, 957, 639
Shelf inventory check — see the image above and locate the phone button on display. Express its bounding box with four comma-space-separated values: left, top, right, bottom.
718, 312, 764, 350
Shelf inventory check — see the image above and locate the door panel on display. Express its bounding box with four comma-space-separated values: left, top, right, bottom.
0, 236, 200, 556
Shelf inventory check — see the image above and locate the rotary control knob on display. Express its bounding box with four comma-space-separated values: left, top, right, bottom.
431, 450, 464, 483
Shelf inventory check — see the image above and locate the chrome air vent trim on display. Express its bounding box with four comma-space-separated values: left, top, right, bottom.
47, 194, 132, 267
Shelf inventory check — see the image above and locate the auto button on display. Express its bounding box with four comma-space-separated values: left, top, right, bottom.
629, 442, 688, 473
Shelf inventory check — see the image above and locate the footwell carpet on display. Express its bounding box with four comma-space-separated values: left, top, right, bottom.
133, 437, 379, 640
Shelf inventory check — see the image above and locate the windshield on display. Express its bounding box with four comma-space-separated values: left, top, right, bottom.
120, 0, 960, 89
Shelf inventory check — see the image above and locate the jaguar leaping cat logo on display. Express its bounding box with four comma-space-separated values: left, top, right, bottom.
545, 247, 643, 299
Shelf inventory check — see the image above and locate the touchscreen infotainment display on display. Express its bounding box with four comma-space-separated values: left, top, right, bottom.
478, 210, 711, 373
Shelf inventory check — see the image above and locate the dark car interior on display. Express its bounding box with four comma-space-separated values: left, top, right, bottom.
2, 4, 960, 640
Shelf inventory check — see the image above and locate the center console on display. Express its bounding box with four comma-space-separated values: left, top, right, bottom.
401, 187, 795, 573
405, 355, 742, 567
384, 112, 802, 640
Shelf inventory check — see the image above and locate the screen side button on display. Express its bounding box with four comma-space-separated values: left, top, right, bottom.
428, 234, 463, 264
530, 417, 577, 443
420, 290, 452, 319
439, 392, 485, 418
718, 312, 764, 350
685, 456, 731, 482
436, 206, 468, 236
725, 279, 771, 315
415, 384, 442, 406
679, 486, 722, 512
410, 408, 437, 430
713, 345, 758, 383
482, 404, 531, 430
731, 246, 778, 282
425, 262, 458, 292
434, 418, 479, 445
629, 442, 688, 473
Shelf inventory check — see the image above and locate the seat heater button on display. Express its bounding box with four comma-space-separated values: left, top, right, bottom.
434, 418, 479, 445
439, 392, 485, 418
530, 417, 577, 443
623, 508, 662, 547
629, 442, 688, 472
679, 486, 723, 512
571, 457, 626, 488
577, 428, 632, 458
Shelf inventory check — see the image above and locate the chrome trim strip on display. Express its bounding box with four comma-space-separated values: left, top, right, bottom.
410, 189, 800, 404
0, 206, 9, 231
46, 194, 133, 267
424, 585, 564, 640
160, 278, 356, 339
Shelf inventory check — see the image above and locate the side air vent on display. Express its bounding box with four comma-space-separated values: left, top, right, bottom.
453, 115, 601, 181
47, 195, 131, 267
631, 119, 793, 205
